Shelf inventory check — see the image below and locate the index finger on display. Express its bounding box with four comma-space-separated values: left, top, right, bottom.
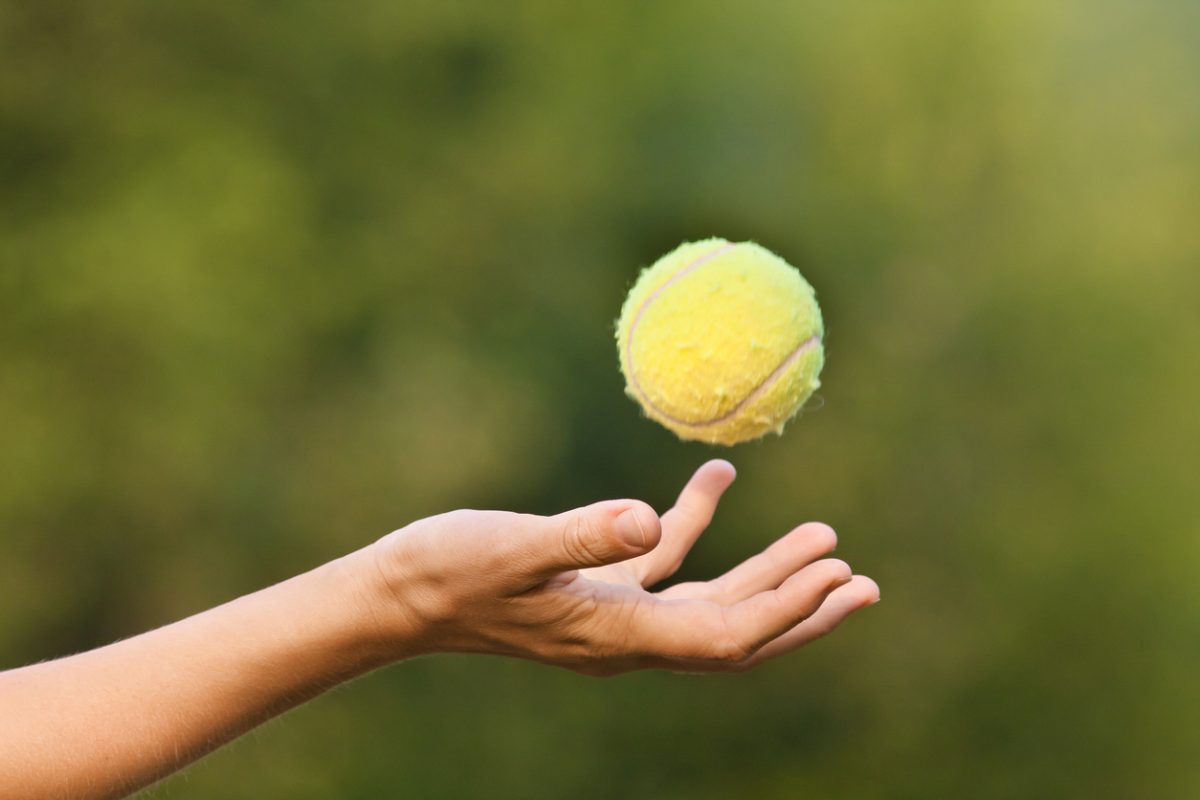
630, 460, 736, 587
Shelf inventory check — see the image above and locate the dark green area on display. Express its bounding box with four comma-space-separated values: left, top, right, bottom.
2, 2, 1198, 797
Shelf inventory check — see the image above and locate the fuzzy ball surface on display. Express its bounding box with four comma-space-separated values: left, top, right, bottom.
615, 238, 824, 446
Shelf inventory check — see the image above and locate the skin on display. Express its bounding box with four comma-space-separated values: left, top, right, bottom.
0, 460, 879, 800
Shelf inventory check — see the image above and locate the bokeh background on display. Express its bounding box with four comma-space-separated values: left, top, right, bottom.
3, 2, 1198, 797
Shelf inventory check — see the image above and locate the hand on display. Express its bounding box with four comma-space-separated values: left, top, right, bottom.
363, 461, 879, 675
0, 460, 880, 800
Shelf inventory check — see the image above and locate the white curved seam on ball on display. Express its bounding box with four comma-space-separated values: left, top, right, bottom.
624, 240, 736, 424
636, 333, 821, 430
695, 333, 820, 428
624, 241, 821, 430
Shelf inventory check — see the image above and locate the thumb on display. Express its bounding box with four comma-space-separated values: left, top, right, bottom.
537, 500, 662, 576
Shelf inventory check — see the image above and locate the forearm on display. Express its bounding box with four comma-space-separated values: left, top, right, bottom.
0, 550, 398, 800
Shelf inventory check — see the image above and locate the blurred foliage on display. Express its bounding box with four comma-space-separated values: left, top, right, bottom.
2, 1, 1199, 797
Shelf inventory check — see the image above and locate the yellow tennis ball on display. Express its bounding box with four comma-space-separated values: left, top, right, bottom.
615, 238, 824, 446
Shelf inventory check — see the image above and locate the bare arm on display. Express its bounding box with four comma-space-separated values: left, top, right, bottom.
0, 460, 879, 799
0, 554, 393, 800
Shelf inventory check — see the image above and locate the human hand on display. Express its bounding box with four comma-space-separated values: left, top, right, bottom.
0, 460, 880, 800
361, 460, 879, 675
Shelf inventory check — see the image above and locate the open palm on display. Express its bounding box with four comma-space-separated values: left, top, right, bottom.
375, 460, 878, 675
569, 460, 878, 672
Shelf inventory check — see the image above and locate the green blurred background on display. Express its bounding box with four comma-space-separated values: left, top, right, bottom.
2, 1, 1198, 797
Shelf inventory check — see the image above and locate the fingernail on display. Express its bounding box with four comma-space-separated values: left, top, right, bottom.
614, 507, 649, 549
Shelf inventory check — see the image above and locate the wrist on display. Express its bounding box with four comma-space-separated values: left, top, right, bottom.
336, 537, 436, 665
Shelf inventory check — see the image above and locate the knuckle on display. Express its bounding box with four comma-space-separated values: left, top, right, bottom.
563, 514, 607, 566
710, 637, 752, 664
708, 610, 752, 664
723, 657, 754, 674
562, 516, 589, 563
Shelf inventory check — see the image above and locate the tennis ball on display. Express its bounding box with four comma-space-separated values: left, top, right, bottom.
615, 238, 824, 446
